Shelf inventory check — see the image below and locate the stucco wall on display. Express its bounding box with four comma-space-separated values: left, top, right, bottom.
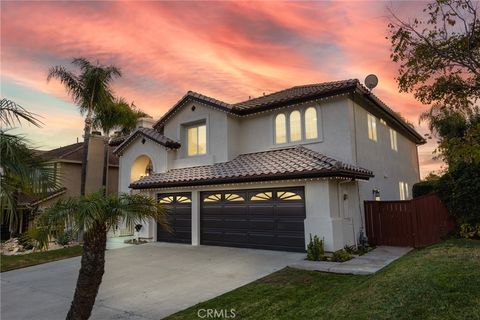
118, 137, 169, 193
350, 99, 421, 202
162, 101, 230, 167
236, 97, 355, 164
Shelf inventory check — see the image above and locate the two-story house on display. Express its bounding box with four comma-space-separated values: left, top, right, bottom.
113, 79, 425, 252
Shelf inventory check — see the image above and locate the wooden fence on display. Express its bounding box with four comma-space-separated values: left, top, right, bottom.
364, 193, 455, 248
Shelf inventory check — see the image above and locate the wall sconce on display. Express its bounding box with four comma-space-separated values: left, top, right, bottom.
372, 189, 381, 201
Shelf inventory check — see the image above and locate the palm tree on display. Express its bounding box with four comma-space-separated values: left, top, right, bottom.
36, 190, 169, 320
92, 98, 141, 190
0, 98, 59, 232
47, 58, 121, 196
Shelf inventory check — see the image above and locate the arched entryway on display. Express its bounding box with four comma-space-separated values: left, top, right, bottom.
130, 155, 153, 183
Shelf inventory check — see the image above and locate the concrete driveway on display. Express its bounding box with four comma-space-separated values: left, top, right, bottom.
1, 243, 304, 320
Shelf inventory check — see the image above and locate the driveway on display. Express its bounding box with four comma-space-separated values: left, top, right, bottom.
1, 243, 304, 320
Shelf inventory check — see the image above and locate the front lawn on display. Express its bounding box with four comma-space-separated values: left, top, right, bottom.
167, 239, 480, 320
1, 245, 82, 272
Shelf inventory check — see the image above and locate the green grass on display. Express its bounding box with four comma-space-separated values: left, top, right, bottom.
1, 245, 82, 272
167, 239, 480, 320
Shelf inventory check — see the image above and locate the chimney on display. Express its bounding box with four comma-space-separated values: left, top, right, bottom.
136, 116, 155, 129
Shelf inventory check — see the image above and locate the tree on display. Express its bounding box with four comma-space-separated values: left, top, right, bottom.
36, 190, 169, 320
0, 98, 58, 231
389, 0, 480, 113
47, 58, 121, 196
92, 98, 148, 190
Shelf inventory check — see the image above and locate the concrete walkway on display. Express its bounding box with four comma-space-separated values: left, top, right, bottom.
289, 246, 412, 275
1, 243, 304, 320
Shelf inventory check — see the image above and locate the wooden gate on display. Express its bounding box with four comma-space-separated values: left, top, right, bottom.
364, 193, 455, 247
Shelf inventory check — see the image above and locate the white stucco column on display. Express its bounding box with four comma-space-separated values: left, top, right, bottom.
304, 180, 336, 252
191, 190, 200, 245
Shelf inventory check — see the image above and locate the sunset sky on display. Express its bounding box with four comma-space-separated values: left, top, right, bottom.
1, 1, 441, 177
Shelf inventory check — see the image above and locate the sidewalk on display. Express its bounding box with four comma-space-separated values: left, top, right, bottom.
289, 246, 412, 275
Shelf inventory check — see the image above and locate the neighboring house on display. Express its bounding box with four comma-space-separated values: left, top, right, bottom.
41, 133, 119, 197
113, 79, 425, 252
1, 133, 120, 239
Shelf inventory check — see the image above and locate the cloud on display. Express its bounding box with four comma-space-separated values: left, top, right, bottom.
1, 1, 442, 174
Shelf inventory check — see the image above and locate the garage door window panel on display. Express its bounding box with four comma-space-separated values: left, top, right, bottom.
250, 192, 272, 201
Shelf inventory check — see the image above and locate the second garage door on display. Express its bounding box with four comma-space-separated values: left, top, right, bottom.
201, 188, 306, 252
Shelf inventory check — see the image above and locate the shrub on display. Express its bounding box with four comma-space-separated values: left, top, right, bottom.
459, 223, 480, 239
306, 235, 325, 261
56, 230, 73, 246
18, 233, 34, 250
331, 249, 353, 262
412, 180, 438, 198
437, 162, 480, 225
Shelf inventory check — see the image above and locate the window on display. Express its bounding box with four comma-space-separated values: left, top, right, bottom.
367, 113, 377, 141
304, 107, 318, 140
187, 124, 206, 156
399, 181, 409, 200
275, 114, 287, 144
251, 192, 272, 201
225, 193, 245, 202
277, 191, 302, 200
204, 194, 221, 202
159, 196, 174, 204
176, 196, 191, 203
289, 111, 302, 142
390, 128, 398, 151
380, 118, 387, 125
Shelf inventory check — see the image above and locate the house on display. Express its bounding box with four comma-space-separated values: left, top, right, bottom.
113, 79, 425, 252
41, 132, 119, 197
0, 133, 120, 239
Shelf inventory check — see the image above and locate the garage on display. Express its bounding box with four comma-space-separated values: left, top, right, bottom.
157, 193, 192, 244
201, 187, 306, 252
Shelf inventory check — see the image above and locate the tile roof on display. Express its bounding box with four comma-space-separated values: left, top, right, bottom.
151, 79, 424, 144
18, 188, 67, 207
130, 146, 373, 189
113, 127, 181, 155
232, 79, 359, 112
41, 142, 119, 166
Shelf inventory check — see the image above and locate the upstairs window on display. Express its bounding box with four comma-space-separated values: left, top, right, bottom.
275, 114, 287, 144
390, 128, 398, 151
187, 124, 206, 156
289, 111, 302, 142
305, 107, 318, 140
367, 113, 377, 141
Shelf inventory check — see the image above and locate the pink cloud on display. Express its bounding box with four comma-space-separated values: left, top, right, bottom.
1, 1, 441, 177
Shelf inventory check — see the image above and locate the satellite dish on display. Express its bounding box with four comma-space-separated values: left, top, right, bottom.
365, 74, 379, 91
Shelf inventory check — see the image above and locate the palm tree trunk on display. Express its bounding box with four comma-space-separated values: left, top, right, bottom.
66, 223, 107, 320
80, 112, 93, 197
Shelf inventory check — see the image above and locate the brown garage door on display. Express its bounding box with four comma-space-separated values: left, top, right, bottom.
201, 188, 306, 252
157, 193, 192, 244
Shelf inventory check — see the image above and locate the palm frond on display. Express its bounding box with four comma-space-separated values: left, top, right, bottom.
47, 65, 83, 105
0, 98, 43, 127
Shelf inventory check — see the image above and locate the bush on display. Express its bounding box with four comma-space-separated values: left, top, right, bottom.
412, 180, 438, 198
437, 162, 480, 225
344, 244, 373, 256
56, 230, 73, 246
18, 233, 34, 250
306, 235, 325, 261
459, 223, 480, 239
331, 249, 353, 262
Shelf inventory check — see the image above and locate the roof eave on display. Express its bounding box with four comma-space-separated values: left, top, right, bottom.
129, 169, 373, 190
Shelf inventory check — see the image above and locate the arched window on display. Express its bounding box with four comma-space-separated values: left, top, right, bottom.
275, 113, 287, 144
289, 110, 301, 142
305, 107, 318, 140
